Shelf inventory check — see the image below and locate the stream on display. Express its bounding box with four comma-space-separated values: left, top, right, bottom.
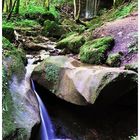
25, 48, 137, 140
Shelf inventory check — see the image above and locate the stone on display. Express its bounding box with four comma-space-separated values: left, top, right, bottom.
32, 56, 137, 106
80, 36, 114, 64
125, 62, 138, 73
42, 20, 66, 38
56, 33, 85, 54
2, 38, 40, 139
106, 52, 122, 67
2, 27, 15, 42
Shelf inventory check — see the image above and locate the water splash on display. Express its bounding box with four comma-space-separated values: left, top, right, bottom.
85, 0, 98, 19
31, 80, 55, 140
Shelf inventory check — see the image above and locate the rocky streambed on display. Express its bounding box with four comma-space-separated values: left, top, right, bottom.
2, 16, 138, 139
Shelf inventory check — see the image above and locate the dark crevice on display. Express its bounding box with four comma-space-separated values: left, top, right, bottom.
33, 80, 137, 140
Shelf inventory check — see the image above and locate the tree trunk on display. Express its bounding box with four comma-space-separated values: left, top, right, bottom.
9, 0, 13, 12
6, 0, 9, 13
15, 0, 20, 14
74, 0, 81, 20
2, 0, 4, 12
7, 0, 17, 20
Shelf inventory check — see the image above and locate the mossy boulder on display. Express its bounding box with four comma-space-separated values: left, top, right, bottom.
56, 33, 85, 54
106, 52, 122, 67
2, 37, 40, 140
42, 20, 65, 38
2, 27, 15, 42
80, 36, 114, 64
125, 62, 138, 73
61, 19, 86, 33
32, 56, 137, 106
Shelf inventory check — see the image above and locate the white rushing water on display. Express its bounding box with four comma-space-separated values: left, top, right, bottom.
85, 0, 98, 19
31, 80, 55, 140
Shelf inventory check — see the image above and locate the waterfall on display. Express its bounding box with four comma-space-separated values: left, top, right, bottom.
31, 80, 55, 140
85, 0, 98, 19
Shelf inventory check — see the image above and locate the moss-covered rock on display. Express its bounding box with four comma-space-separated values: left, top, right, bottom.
56, 33, 85, 54
42, 20, 65, 38
61, 19, 86, 33
80, 36, 114, 64
32, 56, 137, 106
2, 37, 40, 140
125, 62, 138, 73
106, 52, 122, 67
2, 27, 15, 42
2, 37, 26, 139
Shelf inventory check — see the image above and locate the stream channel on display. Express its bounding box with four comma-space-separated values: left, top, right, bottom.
24, 39, 137, 140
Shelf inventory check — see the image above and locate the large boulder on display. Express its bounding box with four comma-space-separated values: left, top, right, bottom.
2, 37, 40, 140
32, 56, 137, 106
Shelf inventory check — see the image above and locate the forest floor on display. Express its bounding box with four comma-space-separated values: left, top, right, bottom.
92, 11, 138, 66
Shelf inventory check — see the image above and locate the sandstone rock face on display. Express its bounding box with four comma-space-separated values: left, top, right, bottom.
32, 56, 137, 106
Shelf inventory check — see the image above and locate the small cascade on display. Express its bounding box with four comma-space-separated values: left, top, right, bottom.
31, 80, 55, 140
26, 54, 55, 140
85, 0, 98, 19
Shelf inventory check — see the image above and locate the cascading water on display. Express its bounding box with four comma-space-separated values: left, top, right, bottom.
24, 54, 55, 140
31, 80, 55, 140
85, 0, 98, 19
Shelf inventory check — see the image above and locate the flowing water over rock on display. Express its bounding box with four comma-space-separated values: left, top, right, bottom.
85, 0, 98, 19
31, 80, 55, 140
26, 53, 55, 140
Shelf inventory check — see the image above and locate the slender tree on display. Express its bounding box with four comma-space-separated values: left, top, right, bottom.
15, 0, 20, 14
9, 0, 13, 12
7, 0, 17, 20
2, 0, 5, 12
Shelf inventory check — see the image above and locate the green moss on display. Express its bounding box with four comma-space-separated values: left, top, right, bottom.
61, 19, 86, 33
2, 66, 16, 138
46, 64, 60, 82
80, 36, 114, 64
56, 33, 85, 54
42, 20, 65, 38
45, 63, 61, 93
2, 37, 27, 138
106, 52, 122, 67
3, 19, 40, 29
2, 37, 26, 78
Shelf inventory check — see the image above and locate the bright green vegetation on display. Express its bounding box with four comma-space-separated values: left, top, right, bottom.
2, 37, 26, 78
87, 1, 137, 30
42, 19, 65, 38
80, 36, 114, 64
106, 52, 122, 67
3, 18, 40, 29
56, 33, 85, 53
20, 3, 47, 15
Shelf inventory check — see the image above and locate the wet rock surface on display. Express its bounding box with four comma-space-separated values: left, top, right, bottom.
32, 56, 137, 106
